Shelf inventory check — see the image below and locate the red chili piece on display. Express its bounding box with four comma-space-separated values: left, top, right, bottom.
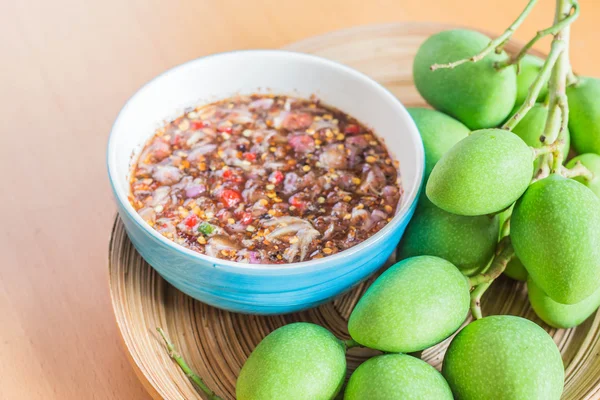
241, 212, 253, 225
184, 214, 198, 228
220, 189, 242, 208
344, 124, 360, 135
269, 171, 284, 184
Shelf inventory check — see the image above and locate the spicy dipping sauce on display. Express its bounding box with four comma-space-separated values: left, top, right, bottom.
129, 94, 402, 264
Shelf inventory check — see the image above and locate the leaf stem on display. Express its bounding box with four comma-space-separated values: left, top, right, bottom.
496, 1, 579, 69
429, 0, 538, 71
157, 328, 222, 400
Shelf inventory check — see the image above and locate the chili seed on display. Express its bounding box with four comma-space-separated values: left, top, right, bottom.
259, 199, 269, 206
336, 134, 345, 141
246, 226, 256, 232
227, 218, 235, 225
303, 165, 311, 172
154, 205, 164, 213
323, 248, 333, 254
384, 205, 394, 213
197, 236, 207, 244
266, 184, 275, 190
352, 177, 362, 185
343, 196, 352, 202
317, 197, 325, 204
366, 156, 377, 163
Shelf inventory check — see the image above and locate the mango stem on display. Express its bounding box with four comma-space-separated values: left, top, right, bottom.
429, 0, 538, 71
502, 40, 565, 131
156, 328, 223, 400
559, 163, 595, 181
542, 0, 578, 173
468, 239, 515, 319
469, 238, 515, 288
496, 1, 580, 70
470, 281, 492, 320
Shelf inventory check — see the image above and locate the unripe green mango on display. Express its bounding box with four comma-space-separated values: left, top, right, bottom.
504, 257, 528, 281
528, 277, 600, 329
567, 77, 600, 154
442, 315, 564, 400
512, 174, 600, 304
236, 323, 346, 400
344, 354, 453, 400
413, 29, 517, 130
426, 129, 533, 216
566, 153, 600, 198
407, 107, 470, 178
515, 55, 549, 108
348, 256, 470, 353
398, 197, 498, 275
512, 103, 570, 169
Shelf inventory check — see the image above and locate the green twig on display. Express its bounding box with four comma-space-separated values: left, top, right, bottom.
469, 239, 515, 287
542, 0, 577, 173
429, 0, 538, 71
468, 239, 515, 319
496, 1, 579, 69
559, 163, 595, 181
502, 40, 565, 130
470, 281, 492, 320
532, 139, 564, 158
157, 328, 222, 400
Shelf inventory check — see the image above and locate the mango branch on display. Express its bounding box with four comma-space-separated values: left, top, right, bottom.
469, 239, 515, 319
543, 0, 577, 175
502, 40, 564, 131
559, 163, 595, 181
157, 328, 223, 400
469, 239, 515, 288
429, 0, 538, 71
470, 281, 492, 320
496, 1, 579, 70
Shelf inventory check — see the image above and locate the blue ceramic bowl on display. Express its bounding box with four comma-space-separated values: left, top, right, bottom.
107, 50, 424, 314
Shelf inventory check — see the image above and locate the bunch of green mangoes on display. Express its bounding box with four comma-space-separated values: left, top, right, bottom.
164, 23, 600, 400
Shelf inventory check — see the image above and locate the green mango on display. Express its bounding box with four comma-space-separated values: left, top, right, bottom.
344, 354, 453, 400
406, 107, 470, 178
515, 54, 549, 108
528, 277, 600, 329
512, 174, 600, 304
511, 103, 570, 169
348, 256, 470, 353
413, 29, 517, 130
236, 323, 346, 400
443, 315, 564, 400
566, 153, 600, 198
398, 197, 498, 275
567, 77, 600, 154
504, 257, 528, 281
426, 129, 533, 216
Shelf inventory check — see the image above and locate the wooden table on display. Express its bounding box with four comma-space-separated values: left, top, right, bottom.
1, 0, 598, 398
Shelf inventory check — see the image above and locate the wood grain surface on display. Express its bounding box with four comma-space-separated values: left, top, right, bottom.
1, 1, 599, 399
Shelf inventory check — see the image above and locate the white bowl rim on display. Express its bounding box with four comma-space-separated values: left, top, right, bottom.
107, 49, 424, 271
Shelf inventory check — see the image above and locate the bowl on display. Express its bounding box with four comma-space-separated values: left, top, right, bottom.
107, 50, 424, 314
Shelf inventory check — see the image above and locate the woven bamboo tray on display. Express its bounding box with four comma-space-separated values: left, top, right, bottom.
108, 22, 600, 400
